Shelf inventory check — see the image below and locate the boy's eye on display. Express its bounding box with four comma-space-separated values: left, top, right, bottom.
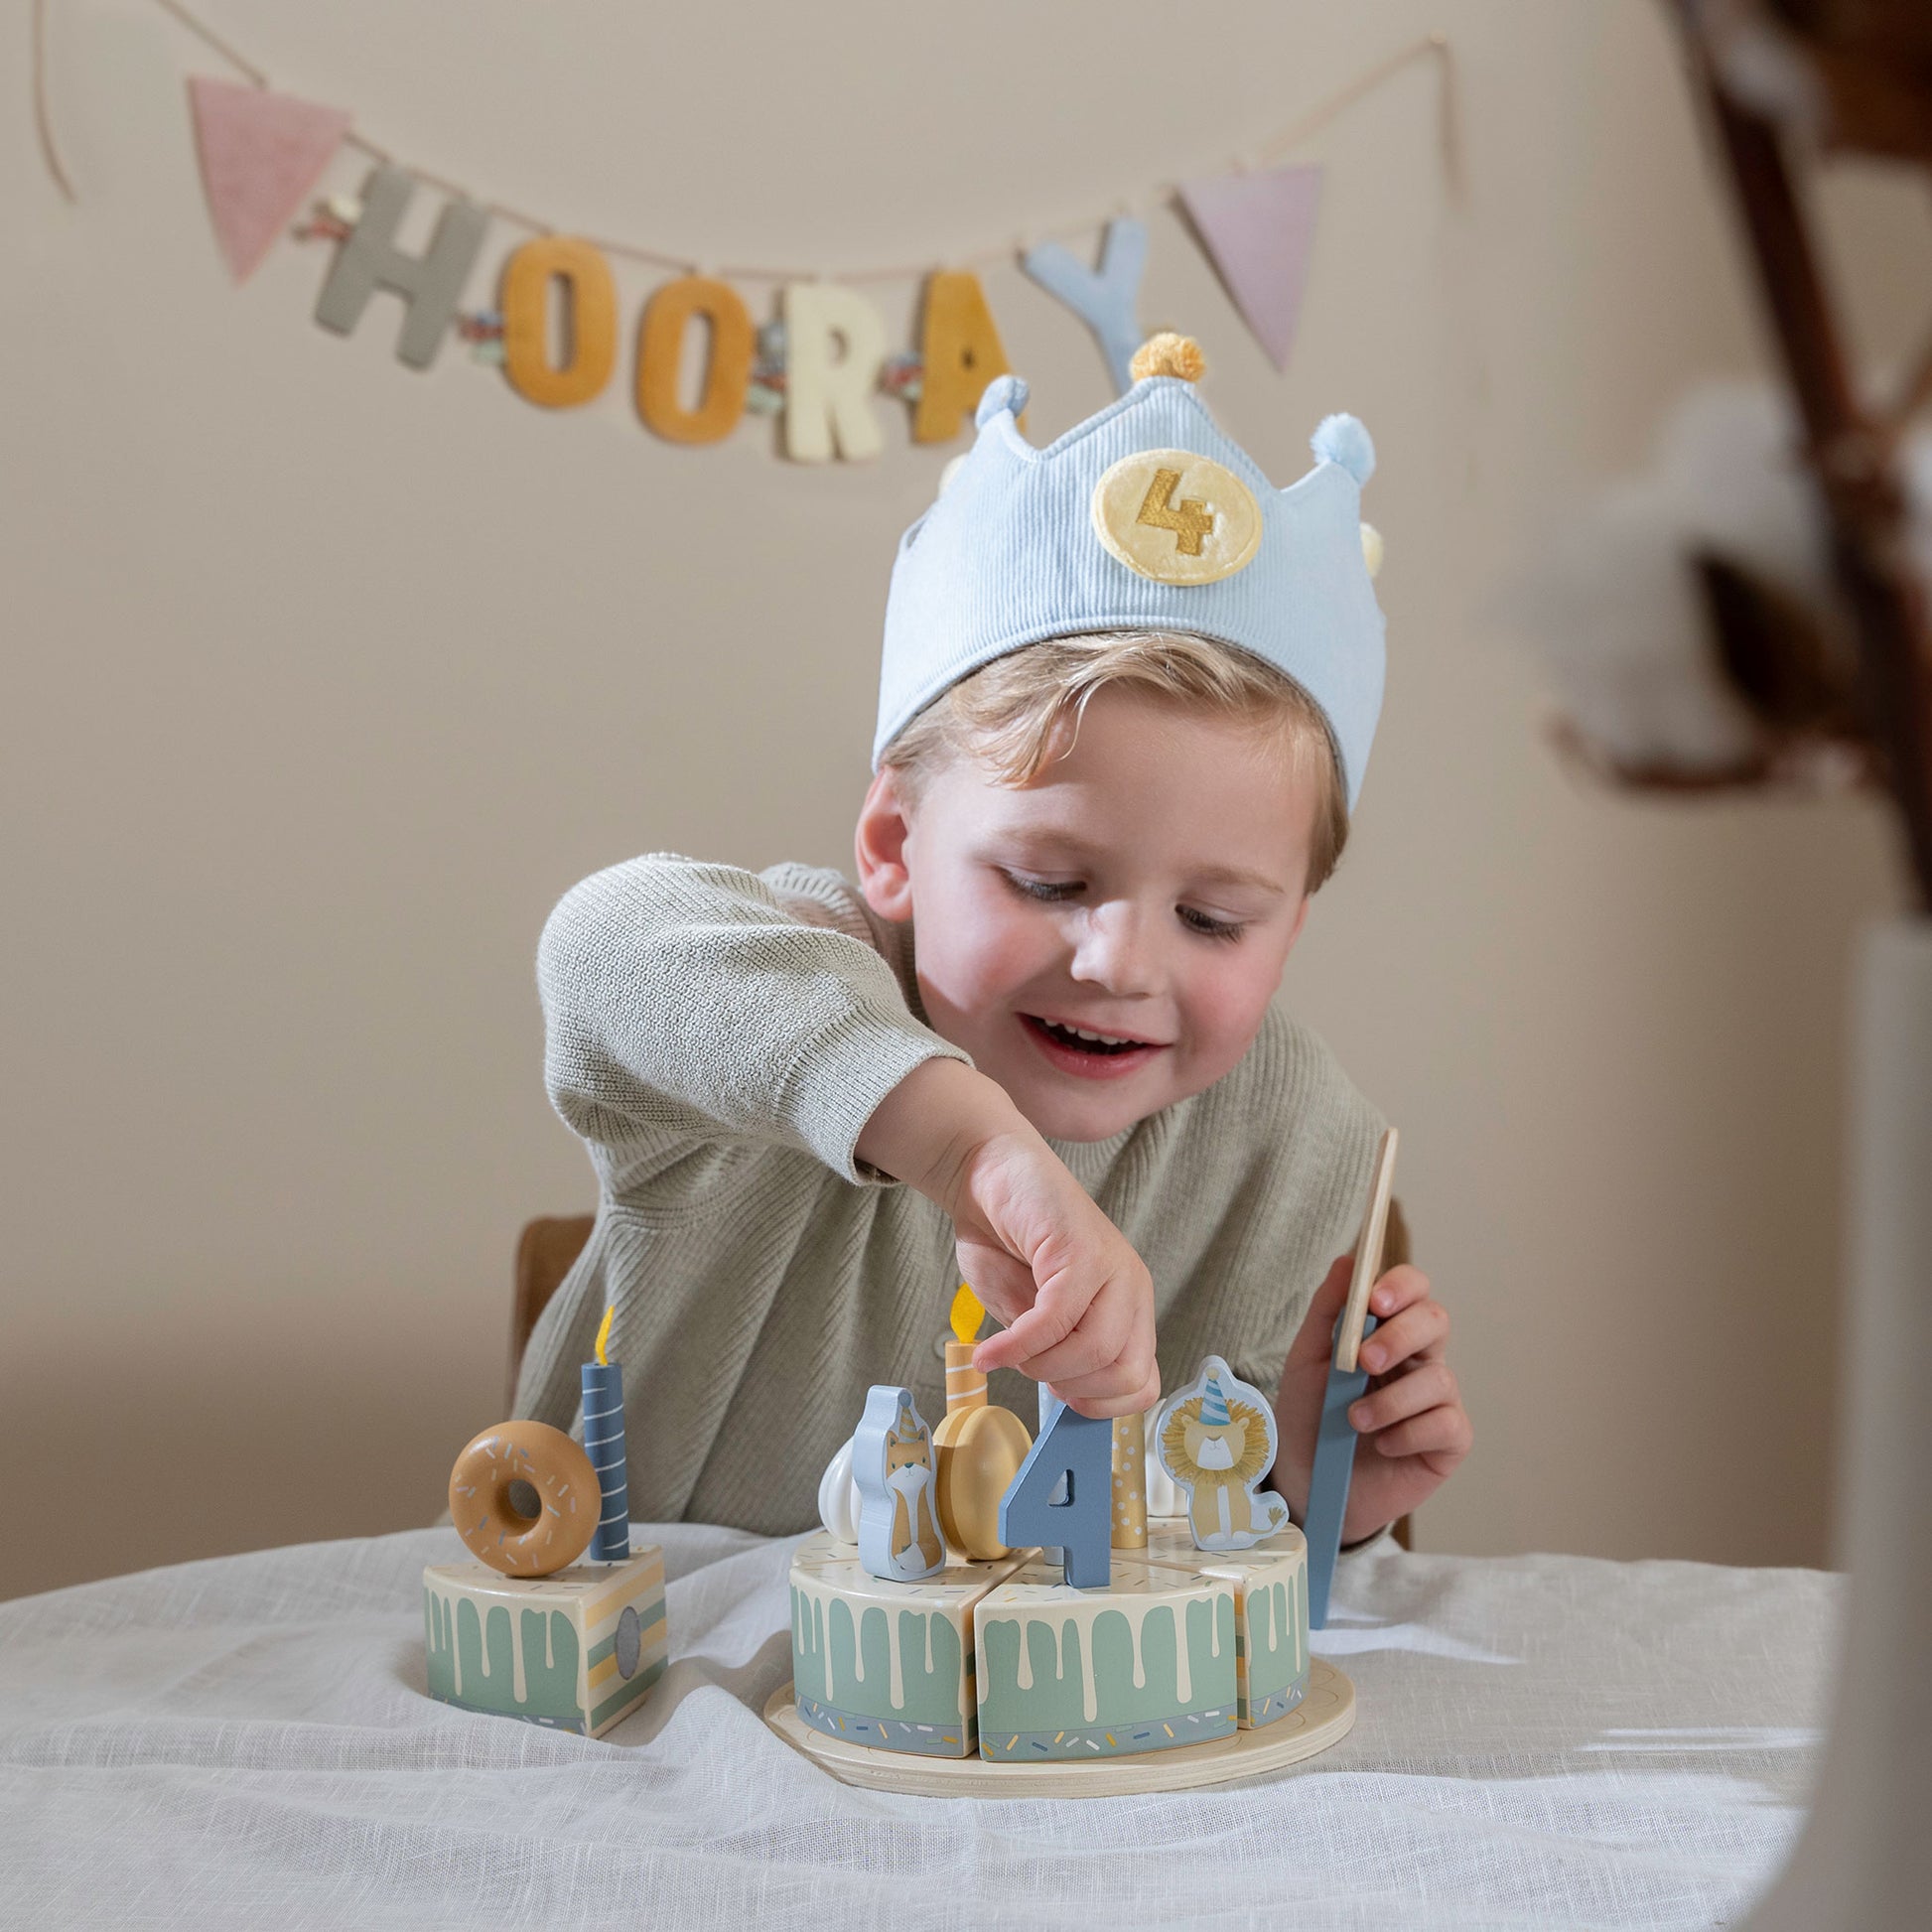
1001, 871, 1246, 941
999, 870, 1082, 902
1178, 906, 1246, 942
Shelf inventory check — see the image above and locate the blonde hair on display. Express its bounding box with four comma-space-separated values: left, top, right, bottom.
879, 631, 1350, 892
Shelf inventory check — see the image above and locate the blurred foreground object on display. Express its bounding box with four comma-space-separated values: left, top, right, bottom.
1664, 1, 1932, 909
1518, 381, 1922, 792
1662, 8, 1932, 1930
1698, 0, 1932, 163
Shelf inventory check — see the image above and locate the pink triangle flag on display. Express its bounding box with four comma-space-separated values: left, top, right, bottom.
1176, 163, 1323, 372
188, 76, 350, 284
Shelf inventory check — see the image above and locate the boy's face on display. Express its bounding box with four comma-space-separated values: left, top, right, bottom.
857, 686, 1321, 1142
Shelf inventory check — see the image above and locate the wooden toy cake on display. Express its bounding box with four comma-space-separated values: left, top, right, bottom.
774, 1302, 1349, 1791
422, 1311, 669, 1738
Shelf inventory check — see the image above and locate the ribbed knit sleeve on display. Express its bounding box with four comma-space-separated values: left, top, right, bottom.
536, 854, 971, 1187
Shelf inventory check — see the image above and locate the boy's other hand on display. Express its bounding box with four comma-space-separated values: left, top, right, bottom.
1271, 1253, 1472, 1545
857, 1057, 1159, 1418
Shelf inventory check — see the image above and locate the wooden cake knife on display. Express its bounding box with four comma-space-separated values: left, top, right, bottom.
1303, 1125, 1399, 1629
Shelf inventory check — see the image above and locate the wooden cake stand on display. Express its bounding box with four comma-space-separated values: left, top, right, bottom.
762, 1657, 1354, 1797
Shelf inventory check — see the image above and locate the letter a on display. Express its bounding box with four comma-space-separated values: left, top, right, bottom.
913, 271, 1013, 445
314, 163, 488, 370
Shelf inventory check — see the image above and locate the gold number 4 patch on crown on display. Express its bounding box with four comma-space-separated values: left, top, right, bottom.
1090, 449, 1263, 586
1136, 470, 1213, 554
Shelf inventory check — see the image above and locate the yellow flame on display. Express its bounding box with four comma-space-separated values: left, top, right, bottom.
594, 1304, 615, 1366
950, 1282, 985, 1344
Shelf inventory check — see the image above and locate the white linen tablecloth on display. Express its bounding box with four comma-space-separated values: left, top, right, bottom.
0, 1525, 1834, 1930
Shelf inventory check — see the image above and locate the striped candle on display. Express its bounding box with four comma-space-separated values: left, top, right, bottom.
944, 1340, 986, 1416
582, 1305, 630, 1564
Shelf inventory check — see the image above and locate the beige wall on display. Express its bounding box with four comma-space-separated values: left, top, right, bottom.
4, 1, 1918, 1599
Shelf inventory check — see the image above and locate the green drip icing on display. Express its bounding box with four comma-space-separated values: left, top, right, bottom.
1192, 1594, 1238, 1711
792, 1585, 966, 1727
979, 1616, 1089, 1736
431, 1595, 586, 1730
979, 1596, 1237, 1741
1243, 1579, 1302, 1703
423, 1588, 456, 1703
791, 1586, 830, 1705
821, 1593, 963, 1726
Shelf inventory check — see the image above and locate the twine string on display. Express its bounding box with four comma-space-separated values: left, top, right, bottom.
38, 2, 1462, 273
32, 0, 76, 202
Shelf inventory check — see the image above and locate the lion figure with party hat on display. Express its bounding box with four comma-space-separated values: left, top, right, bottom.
1159, 1355, 1292, 1552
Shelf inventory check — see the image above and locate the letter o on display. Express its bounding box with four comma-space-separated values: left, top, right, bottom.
636, 276, 755, 445
500, 236, 619, 409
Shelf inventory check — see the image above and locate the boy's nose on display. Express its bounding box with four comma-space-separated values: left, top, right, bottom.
1069, 900, 1165, 998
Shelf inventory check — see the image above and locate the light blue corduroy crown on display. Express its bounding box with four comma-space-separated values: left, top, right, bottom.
876, 353, 1387, 810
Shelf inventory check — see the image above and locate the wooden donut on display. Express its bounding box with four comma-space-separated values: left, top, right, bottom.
449, 1421, 601, 1578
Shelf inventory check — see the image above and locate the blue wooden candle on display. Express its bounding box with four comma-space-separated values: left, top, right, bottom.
582, 1305, 630, 1564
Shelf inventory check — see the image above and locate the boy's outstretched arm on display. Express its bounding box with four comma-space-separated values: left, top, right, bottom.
857, 1056, 1160, 1419
1270, 1253, 1473, 1544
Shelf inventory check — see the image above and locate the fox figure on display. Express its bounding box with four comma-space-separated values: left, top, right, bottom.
854, 1386, 947, 1582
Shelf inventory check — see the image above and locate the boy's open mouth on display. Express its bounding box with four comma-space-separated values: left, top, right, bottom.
1020, 1014, 1167, 1058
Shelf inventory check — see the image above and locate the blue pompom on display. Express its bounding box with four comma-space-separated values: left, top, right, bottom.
1311, 413, 1375, 486
976, 374, 1031, 429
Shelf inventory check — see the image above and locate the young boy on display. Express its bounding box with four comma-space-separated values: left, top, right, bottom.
518, 336, 1470, 1550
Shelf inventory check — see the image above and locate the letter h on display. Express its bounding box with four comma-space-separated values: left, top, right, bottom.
315, 164, 488, 370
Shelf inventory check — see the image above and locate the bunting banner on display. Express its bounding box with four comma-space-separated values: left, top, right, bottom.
1177, 164, 1324, 373
29, 4, 1460, 465
187, 76, 349, 283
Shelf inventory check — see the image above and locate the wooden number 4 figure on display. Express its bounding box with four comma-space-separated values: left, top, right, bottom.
998, 1399, 1114, 1587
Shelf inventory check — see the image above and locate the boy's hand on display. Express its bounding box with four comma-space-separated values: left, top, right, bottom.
857, 1056, 1159, 1418
1271, 1253, 1472, 1545
949, 1128, 1159, 1418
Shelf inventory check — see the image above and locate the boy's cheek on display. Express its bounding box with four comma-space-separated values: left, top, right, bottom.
1181, 960, 1280, 1062
917, 911, 1056, 1043
927, 890, 1055, 1000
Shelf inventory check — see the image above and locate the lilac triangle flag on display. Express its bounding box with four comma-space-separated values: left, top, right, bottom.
188, 76, 350, 284
1176, 163, 1323, 372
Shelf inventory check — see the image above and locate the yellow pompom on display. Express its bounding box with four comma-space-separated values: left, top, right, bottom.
1129, 333, 1206, 383
1360, 521, 1385, 579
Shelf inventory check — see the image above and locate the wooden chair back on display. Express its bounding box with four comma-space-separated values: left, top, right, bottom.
507, 1213, 595, 1411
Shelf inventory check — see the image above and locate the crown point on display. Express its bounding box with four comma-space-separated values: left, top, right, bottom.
1311, 413, 1376, 486
975, 373, 1030, 428
1130, 333, 1206, 384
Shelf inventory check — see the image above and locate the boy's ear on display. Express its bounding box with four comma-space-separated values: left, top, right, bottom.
854, 766, 915, 921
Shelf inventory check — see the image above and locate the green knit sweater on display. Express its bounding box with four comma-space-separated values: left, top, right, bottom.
513, 853, 1385, 1536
